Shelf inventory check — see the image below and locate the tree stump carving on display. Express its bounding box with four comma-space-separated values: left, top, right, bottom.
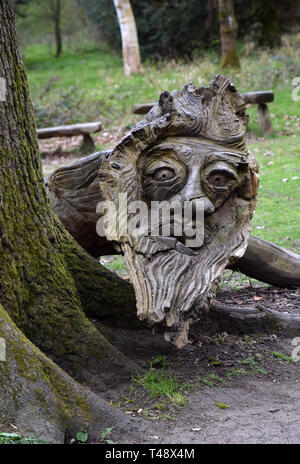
98, 76, 259, 347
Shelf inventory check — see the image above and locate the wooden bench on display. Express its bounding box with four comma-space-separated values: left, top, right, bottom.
37, 121, 102, 150
132, 91, 274, 136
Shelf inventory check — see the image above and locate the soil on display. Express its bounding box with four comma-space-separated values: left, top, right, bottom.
86, 286, 300, 445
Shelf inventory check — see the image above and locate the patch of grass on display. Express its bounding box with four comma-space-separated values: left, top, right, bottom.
248, 136, 300, 252
226, 367, 249, 378
100, 256, 127, 277
238, 356, 268, 375
0, 432, 47, 444
133, 365, 189, 406
216, 402, 230, 410
152, 355, 169, 369
272, 351, 293, 362
202, 373, 226, 387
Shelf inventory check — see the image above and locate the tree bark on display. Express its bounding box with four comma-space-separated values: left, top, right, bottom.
218, 0, 240, 69
0, 303, 147, 444
0, 0, 142, 442
229, 236, 300, 288
113, 0, 142, 76
199, 303, 300, 338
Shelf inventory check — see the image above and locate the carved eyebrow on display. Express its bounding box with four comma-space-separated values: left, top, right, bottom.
208, 151, 248, 166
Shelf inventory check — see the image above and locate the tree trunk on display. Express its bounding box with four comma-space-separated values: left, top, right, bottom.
229, 236, 300, 288
218, 0, 240, 69
113, 0, 142, 76
54, 0, 62, 58
0, 0, 143, 442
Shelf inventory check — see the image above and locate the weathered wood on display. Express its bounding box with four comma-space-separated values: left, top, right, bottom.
132, 102, 156, 114
205, 303, 300, 338
132, 96, 274, 138
37, 122, 102, 139
242, 91, 274, 104
37, 121, 102, 149
48, 152, 300, 289
79, 76, 261, 347
257, 102, 272, 136
48, 150, 116, 257
229, 236, 300, 288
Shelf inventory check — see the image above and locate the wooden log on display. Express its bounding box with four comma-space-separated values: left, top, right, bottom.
47, 150, 116, 257
229, 236, 300, 288
47, 150, 300, 288
37, 122, 102, 139
203, 303, 300, 338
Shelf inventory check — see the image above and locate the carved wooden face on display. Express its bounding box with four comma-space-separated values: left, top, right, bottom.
119, 137, 257, 347
139, 136, 251, 226
100, 77, 258, 347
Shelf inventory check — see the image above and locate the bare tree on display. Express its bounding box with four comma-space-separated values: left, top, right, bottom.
34, 0, 63, 57
218, 0, 240, 69
113, 0, 142, 76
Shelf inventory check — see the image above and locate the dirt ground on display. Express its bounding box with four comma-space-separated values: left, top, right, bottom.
93, 286, 300, 445
39, 143, 300, 445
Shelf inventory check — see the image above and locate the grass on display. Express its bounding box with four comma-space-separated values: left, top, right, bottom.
0, 432, 47, 444
272, 351, 294, 362
23, 36, 300, 253
133, 364, 189, 406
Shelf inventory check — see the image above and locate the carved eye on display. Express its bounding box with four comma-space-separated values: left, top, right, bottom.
208, 170, 236, 188
153, 167, 176, 182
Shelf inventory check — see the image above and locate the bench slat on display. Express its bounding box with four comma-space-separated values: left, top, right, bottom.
37, 122, 102, 139
132, 91, 274, 115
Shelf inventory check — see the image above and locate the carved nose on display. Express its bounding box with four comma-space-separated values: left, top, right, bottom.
181, 166, 215, 215
190, 197, 215, 216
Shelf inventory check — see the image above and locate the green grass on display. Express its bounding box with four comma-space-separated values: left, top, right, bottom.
248, 136, 300, 251
0, 432, 47, 444
23, 37, 300, 251
133, 365, 189, 406
272, 351, 293, 362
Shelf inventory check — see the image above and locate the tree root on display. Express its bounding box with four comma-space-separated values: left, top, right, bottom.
201, 303, 300, 338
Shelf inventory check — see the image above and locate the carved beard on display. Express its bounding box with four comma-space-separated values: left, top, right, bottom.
121, 194, 252, 347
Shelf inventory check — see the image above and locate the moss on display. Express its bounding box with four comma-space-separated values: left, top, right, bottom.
0, 302, 93, 431
221, 48, 240, 69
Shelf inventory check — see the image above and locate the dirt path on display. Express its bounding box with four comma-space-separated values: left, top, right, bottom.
146, 379, 300, 444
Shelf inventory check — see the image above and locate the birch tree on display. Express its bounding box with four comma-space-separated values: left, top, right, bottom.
113, 0, 141, 76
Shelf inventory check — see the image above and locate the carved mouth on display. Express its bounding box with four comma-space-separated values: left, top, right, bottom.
155, 236, 206, 256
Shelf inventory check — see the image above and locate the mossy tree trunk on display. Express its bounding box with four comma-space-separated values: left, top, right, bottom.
218, 0, 240, 69
0, 0, 142, 442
